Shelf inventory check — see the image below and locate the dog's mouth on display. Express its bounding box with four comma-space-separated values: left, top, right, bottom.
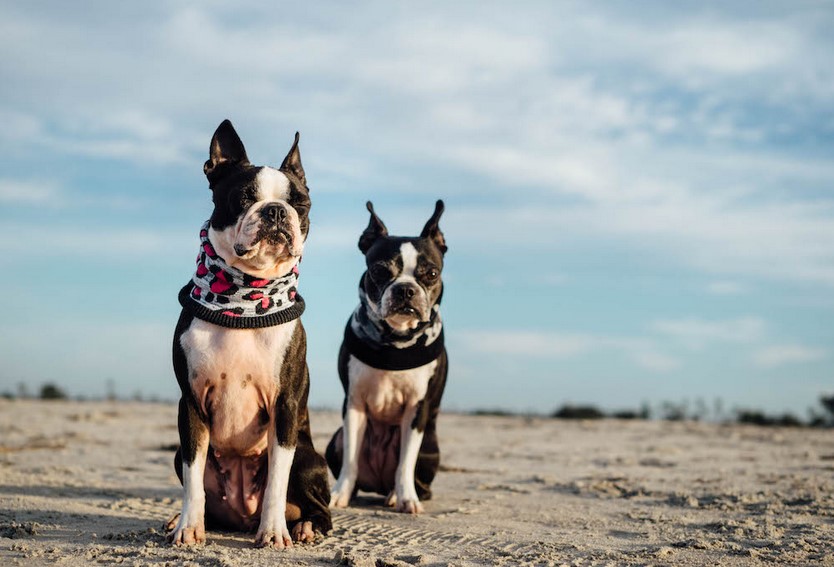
263, 225, 295, 250
236, 226, 297, 258
391, 304, 418, 316
383, 299, 427, 330
383, 307, 424, 332
276, 226, 294, 245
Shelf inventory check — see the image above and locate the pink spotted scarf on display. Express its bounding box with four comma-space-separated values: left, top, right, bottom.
178, 221, 304, 329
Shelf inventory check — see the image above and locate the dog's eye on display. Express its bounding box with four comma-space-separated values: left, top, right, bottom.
423, 267, 439, 281
369, 264, 391, 282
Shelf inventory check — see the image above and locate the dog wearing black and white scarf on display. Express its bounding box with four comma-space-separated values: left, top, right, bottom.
326, 200, 449, 514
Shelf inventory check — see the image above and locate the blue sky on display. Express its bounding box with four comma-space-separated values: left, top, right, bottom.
1, 1, 832, 415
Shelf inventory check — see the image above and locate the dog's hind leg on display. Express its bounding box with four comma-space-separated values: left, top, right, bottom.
409, 351, 448, 504
324, 426, 343, 480
414, 429, 439, 501
287, 427, 332, 542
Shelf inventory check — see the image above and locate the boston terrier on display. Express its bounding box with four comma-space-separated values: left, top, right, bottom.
167, 120, 331, 548
326, 200, 449, 514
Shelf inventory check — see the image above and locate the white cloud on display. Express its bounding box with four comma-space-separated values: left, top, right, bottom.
753, 345, 827, 368
458, 330, 593, 358
0, 179, 61, 205
0, 222, 188, 258
631, 351, 681, 373
647, 22, 801, 76
651, 316, 766, 348
450, 188, 834, 286
457, 330, 679, 374
354, 22, 547, 95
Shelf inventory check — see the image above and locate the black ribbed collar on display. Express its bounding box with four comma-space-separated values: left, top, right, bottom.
344, 279, 444, 370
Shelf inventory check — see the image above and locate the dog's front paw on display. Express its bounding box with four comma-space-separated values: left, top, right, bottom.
396, 497, 424, 514
329, 480, 353, 508
166, 512, 206, 546
392, 486, 423, 514
255, 519, 293, 549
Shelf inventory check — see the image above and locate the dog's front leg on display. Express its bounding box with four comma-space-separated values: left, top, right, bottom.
168, 397, 210, 545
388, 403, 425, 514
329, 404, 367, 508
255, 393, 297, 549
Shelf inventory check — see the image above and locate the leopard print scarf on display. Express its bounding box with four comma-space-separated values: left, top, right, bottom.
178, 221, 304, 329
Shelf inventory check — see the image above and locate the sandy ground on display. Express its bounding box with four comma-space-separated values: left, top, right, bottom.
1, 400, 833, 566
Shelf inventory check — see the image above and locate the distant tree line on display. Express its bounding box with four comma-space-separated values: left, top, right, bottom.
0, 381, 162, 403
4, 382, 833, 428
1, 382, 69, 401
473, 395, 834, 428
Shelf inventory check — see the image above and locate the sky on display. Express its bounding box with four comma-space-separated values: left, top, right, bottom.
1, 1, 832, 416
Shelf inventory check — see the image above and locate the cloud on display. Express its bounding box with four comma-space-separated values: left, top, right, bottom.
457, 329, 679, 374
458, 330, 593, 358
752, 345, 827, 368
631, 351, 682, 373
632, 20, 801, 77
0, 222, 188, 258
451, 191, 834, 286
0, 178, 61, 205
651, 316, 766, 348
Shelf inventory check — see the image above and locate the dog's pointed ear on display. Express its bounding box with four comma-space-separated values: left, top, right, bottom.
280, 132, 306, 185
420, 199, 447, 254
204, 120, 250, 182
359, 201, 388, 254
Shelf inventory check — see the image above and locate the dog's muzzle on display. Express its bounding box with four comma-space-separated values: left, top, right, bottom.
386, 282, 428, 318
257, 203, 295, 247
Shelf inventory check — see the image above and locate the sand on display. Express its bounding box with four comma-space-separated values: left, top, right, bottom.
1, 399, 833, 566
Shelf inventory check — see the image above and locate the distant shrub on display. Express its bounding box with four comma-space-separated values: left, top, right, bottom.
737, 410, 769, 426
659, 401, 688, 421
775, 413, 803, 427
821, 395, 834, 421
552, 405, 604, 420
611, 410, 641, 420
39, 383, 67, 400
737, 410, 803, 427
470, 408, 519, 417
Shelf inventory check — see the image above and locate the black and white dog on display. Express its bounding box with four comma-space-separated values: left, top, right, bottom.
326, 201, 449, 514
168, 120, 331, 548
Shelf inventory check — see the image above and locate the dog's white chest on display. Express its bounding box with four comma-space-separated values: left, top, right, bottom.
180, 318, 297, 454
347, 355, 436, 425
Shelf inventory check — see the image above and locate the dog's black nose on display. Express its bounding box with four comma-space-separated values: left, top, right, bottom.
261, 203, 287, 224
393, 284, 417, 300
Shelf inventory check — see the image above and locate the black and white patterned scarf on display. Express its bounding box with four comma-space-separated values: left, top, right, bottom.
178, 221, 304, 329
343, 278, 444, 371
